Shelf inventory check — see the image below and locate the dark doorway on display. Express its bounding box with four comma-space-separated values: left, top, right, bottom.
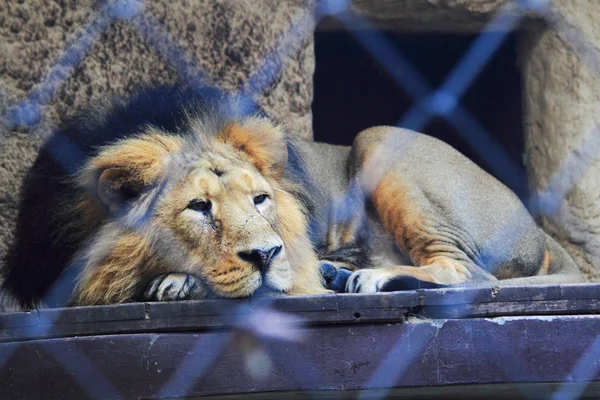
312, 23, 526, 200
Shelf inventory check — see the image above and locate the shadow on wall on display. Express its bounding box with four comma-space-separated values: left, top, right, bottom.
312, 25, 525, 200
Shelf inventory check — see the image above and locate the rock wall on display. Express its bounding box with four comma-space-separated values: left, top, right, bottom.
519, 1, 600, 281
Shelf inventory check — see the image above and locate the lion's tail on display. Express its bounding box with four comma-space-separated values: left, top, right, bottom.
541, 231, 585, 281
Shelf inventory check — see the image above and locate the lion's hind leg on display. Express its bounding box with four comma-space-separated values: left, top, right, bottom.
346, 126, 498, 293
343, 176, 497, 293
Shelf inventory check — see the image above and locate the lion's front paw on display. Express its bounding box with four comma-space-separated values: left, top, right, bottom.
320, 262, 353, 292
346, 268, 453, 293
143, 273, 208, 301
346, 269, 390, 293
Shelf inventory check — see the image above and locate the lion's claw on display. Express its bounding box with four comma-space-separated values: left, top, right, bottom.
143, 273, 209, 301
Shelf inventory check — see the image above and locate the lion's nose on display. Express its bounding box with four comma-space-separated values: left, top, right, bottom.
238, 246, 282, 273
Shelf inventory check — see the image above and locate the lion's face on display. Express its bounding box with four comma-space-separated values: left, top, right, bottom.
156, 143, 293, 297
76, 116, 325, 302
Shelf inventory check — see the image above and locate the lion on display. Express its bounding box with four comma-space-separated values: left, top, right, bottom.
1, 84, 584, 309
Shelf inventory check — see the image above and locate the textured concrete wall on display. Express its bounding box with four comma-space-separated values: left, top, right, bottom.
519, 1, 600, 281
0, 0, 315, 269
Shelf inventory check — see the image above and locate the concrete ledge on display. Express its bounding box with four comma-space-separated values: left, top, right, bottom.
1, 285, 600, 399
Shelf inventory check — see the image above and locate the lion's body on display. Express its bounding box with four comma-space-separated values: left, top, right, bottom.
294, 129, 583, 291
1, 84, 583, 309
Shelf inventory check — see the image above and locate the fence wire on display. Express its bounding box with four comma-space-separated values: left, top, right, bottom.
0, 0, 599, 399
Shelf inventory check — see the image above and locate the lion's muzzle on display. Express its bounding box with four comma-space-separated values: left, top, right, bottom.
238, 245, 282, 274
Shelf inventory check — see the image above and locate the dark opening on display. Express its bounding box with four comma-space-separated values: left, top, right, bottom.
312, 23, 526, 200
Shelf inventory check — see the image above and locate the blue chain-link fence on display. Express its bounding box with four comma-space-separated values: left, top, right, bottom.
1, 0, 599, 398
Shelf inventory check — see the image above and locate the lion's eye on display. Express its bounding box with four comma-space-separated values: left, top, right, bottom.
187, 199, 211, 212
253, 194, 268, 205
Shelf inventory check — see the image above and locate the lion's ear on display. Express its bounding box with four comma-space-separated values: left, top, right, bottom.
96, 167, 146, 207
80, 133, 182, 208
219, 119, 288, 177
